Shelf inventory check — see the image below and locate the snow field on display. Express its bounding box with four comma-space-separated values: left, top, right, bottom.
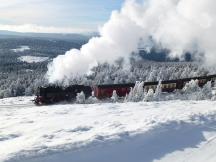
11, 46, 30, 53
18, 56, 49, 63
0, 97, 216, 162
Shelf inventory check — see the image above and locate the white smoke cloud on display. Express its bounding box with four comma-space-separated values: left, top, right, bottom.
47, 0, 216, 83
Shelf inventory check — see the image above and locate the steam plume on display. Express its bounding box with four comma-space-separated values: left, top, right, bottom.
47, 0, 216, 83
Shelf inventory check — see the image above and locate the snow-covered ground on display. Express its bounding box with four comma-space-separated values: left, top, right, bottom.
18, 56, 49, 63
11, 46, 30, 53
1, 97, 216, 162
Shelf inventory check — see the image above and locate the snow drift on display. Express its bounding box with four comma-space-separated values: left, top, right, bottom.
47, 0, 216, 83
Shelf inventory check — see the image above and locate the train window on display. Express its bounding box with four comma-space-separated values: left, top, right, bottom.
162, 84, 166, 88
167, 83, 174, 88
171, 83, 176, 88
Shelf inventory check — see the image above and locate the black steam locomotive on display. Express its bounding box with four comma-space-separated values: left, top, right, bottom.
34, 74, 216, 105
34, 85, 92, 105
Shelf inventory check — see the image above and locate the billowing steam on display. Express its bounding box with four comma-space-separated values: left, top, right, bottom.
47, 0, 216, 83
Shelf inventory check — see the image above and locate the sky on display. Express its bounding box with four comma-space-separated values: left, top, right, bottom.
0, 0, 124, 33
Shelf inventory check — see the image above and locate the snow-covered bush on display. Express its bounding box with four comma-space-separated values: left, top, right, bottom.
153, 80, 162, 101
76, 91, 86, 104
180, 80, 212, 100
142, 81, 162, 102
182, 80, 201, 100
111, 90, 118, 102
143, 89, 154, 102
85, 96, 98, 104
125, 81, 144, 102
162, 80, 213, 101
183, 80, 200, 93
200, 81, 213, 99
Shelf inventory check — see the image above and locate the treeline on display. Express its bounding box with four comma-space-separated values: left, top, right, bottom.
0, 59, 214, 98
0, 37, 89, 98
61, 59, 213, 86
0, 70, 47, 98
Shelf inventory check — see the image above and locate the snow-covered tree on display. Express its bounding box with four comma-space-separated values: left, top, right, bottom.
86, 96, 98, 104
177, 80, 213, 100
111, 90, 118, 102
154, 80, 162, 101
182, 80, 201, 100
143, 89, 154, 102
76, 91, 86, 104
126, 81, 144, 102
183, 80, 200, 93
199, 81, 212, 100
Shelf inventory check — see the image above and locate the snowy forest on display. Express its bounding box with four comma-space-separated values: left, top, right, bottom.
0, 36, 86, 98
0, 36, 215, 99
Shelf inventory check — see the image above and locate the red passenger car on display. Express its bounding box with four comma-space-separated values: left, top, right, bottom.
93, 83, 135, 99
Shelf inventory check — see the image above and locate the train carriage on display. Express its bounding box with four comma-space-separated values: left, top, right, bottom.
34, 74, 216, 105
93, 83, 135, 99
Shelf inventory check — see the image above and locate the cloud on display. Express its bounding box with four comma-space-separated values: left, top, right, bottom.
0, 0, 124, 33
0, 24, 93, 33
46, 0, 216, 83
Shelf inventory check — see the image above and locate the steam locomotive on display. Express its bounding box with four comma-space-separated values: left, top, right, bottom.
34, 74, 216, 105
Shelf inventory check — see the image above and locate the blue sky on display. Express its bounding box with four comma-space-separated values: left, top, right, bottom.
0, 0, 125, 33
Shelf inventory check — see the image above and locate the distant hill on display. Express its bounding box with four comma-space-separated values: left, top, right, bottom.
0, 30, 98, 42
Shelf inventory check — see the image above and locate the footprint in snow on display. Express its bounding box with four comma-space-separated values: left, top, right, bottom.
20, 120, 34, 124
42, 134, 55, 139
0, 134, 20, 141
66, 126, 92, 133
